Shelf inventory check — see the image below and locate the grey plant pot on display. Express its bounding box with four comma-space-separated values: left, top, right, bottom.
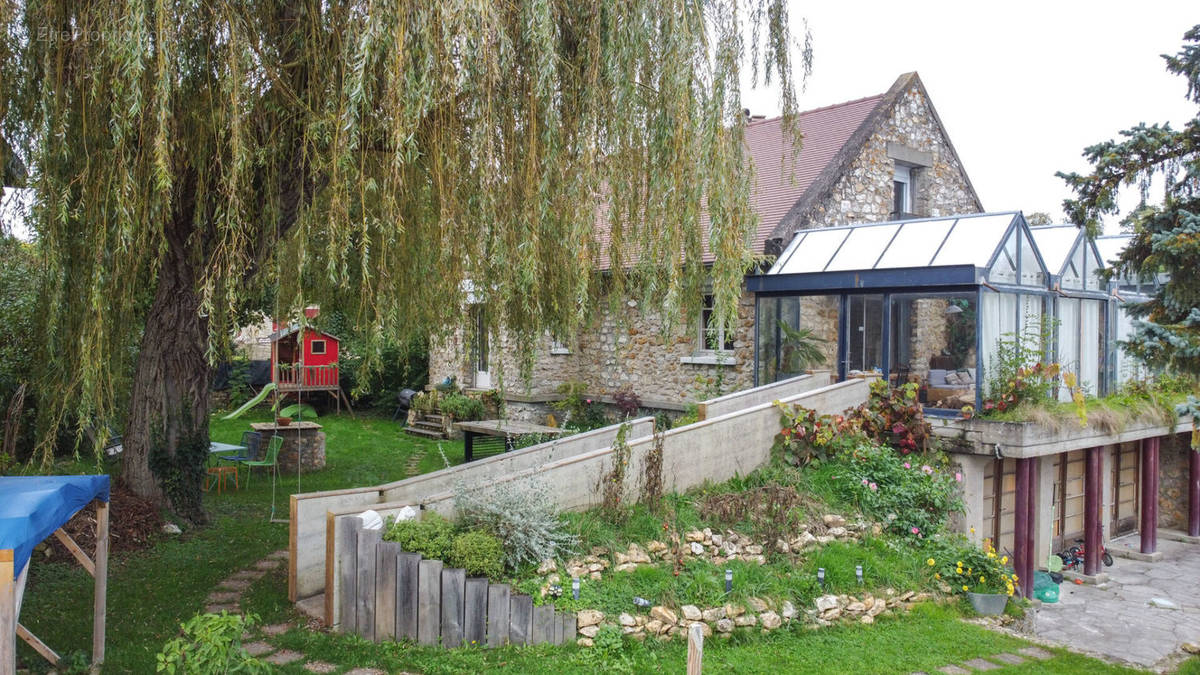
966, 591, 1008, 616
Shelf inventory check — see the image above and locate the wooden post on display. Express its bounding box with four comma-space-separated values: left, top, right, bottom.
93, 500, 109, 668
686, 621, 704, 675
440, 568, 465, 648
485, 584, 510, 648
417, 560, 442, 646
1023, 457, 1037, 596
395, 553, 420, 641
355, 525, 381, 641
1084, 447, 1102, 576
1141, 436, 1160, 554
1189, 443, 1199, 538
509, 594, 532, 646
374, 542, 400, 641
1, 549, 14, 675
1013, 458, 1031, 598
463, 578, 487, 647
531, 604, 555, 644
336, 517, 361, 633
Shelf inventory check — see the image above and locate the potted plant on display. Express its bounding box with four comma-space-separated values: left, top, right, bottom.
930, 539, 1016, 615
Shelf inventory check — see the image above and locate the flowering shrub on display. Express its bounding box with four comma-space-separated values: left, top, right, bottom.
981, 361, 1061, 414
811, 443, 962, 540
774, 404, 865, 466
927, 538, 1017, 596
857, 381, 931, 454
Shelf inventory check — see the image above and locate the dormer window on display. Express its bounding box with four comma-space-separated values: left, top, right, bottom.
893, 164, 912, 217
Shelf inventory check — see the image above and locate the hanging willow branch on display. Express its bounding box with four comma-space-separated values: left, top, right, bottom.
2, 0, 805, 466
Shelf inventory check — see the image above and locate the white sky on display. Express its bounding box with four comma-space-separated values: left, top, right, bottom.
740, 1, 1200, 233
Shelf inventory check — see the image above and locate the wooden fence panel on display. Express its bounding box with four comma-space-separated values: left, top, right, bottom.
374, 541, 400, 641
440, 568, 466, 648
464, 578, 488, 647
559, 613, 574, 645
395, 552, 420, 641
355, 526, 381, 642
509, 594, 533, 646
335, 517, 360, 633
417, 560, 443, 646
485, 584, 510, 647
532, 604, 555, 644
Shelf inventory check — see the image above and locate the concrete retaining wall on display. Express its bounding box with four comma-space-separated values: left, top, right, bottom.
697, 372, 831, 421
313, 379, 868, 622
290, 418, 653, 601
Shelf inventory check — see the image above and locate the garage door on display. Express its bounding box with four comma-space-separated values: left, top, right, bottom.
1111, 442, 1139, 536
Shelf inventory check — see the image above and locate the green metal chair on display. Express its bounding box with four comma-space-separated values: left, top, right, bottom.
242, 435, 283, 488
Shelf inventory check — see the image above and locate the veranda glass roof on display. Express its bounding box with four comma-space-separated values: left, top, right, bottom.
1030, 225, 1106, 294
755, 212, 1047, 292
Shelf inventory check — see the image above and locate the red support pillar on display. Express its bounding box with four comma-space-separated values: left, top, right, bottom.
1084, 447, 1103, 576
1140, 436, 1160, 554
1189, 443, 1200, 538
1013, 458, 1033, 598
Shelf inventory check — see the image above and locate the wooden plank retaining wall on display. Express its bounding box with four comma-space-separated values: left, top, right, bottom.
336, 517, 575, 648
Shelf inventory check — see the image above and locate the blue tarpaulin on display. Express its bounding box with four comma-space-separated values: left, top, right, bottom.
0, 475, 110, 579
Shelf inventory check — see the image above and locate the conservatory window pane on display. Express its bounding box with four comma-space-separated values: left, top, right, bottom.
1079, 300, 1103, 395
889, 293, 977, 411
756, 296, 779, 385
876, 219, 956, 268
775, 229, 851, 274
981, 290, 1018, 396
1018, 294, 1046, 340
794, 295, 840, 377
1084, 244, 1105, 291
826, 223, 901, 271
989, 232, 1018, 284
1018, 230, 1045, 286
1062, 245, 1085, 290
932, 214, 1016, 267
847, 295, 884, 373
1057, 298, 1081, 400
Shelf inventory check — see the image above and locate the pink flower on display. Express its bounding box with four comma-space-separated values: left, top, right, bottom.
869, 482, 877, 491
586, 399, 592, 404
955, 472, 963, 482
861, 478, 869, 485
921, 465, 933, 475
911, 526, 920, 534
903, 462, 911, 469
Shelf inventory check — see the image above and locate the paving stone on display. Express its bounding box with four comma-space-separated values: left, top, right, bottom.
937, 666, 971, 675
1017, 647, 1053, 660
205, 604, 240, 614
343, 669, 387, 675
267, 549, 289, 560
262, 622, 293, 637
218, 578, 252, 591
962, 658, 1000, 671
231, 569, 266, 581
206, 591, 241, 603
255, 558, 283, 570
243, 641, 275, 657
990, 653, 1024, 665
264, 649, 304, 665
304, 662, 338, 673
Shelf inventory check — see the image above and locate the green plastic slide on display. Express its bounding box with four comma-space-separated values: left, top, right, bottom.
221, 382, 277, 420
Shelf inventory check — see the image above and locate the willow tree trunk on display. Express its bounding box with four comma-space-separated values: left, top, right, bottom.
122, 211, 212, 523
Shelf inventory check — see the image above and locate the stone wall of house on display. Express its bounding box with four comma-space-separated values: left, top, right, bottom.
800, 82, 980, 229
1158, 434, 1192, 529
428, 291, 757, 410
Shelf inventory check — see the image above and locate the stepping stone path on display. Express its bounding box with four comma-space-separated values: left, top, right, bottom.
204, 549, 395, 673
913, 647, 1053, 674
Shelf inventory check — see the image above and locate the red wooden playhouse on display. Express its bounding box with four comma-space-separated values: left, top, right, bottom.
269, 307, 353, 413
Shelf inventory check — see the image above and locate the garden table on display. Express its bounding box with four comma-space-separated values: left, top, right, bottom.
453, 419, 564, 462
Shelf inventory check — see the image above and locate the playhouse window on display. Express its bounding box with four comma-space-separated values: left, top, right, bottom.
311, 339, 327, 355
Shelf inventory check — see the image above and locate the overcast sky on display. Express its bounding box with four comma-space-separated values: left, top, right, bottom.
741, 1, 1199, 233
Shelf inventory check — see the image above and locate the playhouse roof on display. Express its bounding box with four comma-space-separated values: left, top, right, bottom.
750, 212, 1047, 293
268, 323, 340, 342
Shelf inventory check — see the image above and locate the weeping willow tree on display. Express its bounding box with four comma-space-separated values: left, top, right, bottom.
0, 1, 805, 520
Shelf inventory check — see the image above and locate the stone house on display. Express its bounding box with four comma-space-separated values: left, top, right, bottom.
428, 72, 983, 417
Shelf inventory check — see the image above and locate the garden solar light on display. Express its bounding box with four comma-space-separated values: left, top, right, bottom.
725, 568, 733, 593
818, 567, 825, 588
633, 596, 651, 608
856, 565, 864, 585
572, 577, 580, 600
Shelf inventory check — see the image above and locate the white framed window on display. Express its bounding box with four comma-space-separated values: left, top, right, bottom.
699, 294, 734, 352
893, 164, 912, 216
310, 339, 327, 355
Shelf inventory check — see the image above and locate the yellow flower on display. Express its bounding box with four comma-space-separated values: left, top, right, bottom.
935, 573, 941, 579
987, 551, 996, 558
927, 558, 935, 566
962, 585, 969, 592
970, 527, 976, 534
1007, 589, 1014, 596
979, 576, 986, 583
1012, 574, 1018, 581
1001, 556, 1008, 565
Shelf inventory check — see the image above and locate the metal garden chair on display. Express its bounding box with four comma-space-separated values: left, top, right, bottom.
241, 434, 283, 488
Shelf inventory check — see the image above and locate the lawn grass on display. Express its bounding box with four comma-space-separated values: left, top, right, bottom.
15, 410, 455, 672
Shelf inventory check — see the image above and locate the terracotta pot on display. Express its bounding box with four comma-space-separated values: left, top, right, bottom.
276, 416, 292, 427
